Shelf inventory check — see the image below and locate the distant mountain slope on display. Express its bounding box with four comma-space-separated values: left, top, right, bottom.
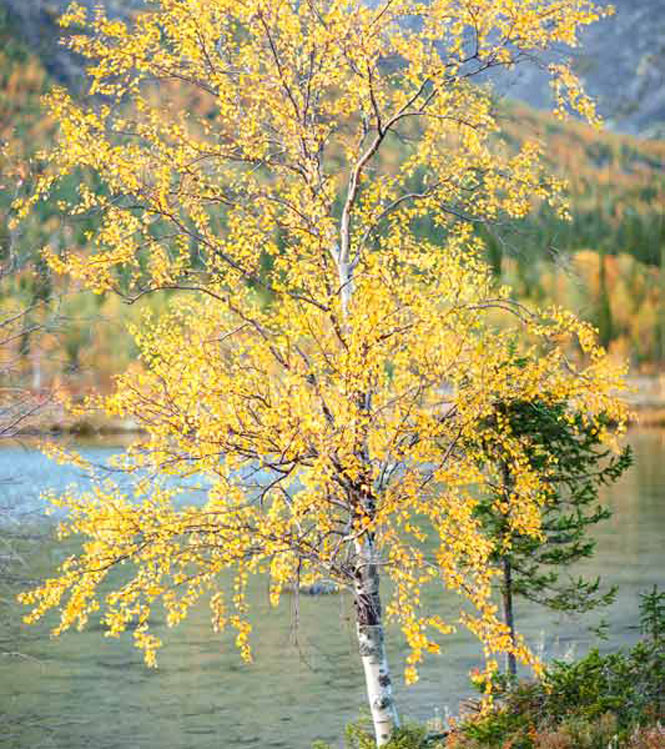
2, 0, 664, 135
497, 0, 665, 136
580, 0, 665, 135
0, 3, 664, 377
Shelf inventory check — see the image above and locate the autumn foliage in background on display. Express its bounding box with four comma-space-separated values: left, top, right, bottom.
1, 10, 665, 398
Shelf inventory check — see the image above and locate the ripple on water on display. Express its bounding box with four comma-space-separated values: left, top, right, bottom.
1, 430, 665, 747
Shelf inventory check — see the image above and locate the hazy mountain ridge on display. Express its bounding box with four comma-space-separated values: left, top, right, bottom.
1, 0, 664, 135
501, 0, 665, 136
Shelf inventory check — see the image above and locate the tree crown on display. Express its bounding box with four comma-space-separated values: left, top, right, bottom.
17, 0, 627, 688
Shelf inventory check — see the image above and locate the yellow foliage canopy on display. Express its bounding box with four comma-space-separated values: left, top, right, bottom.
17, 0, 626, 690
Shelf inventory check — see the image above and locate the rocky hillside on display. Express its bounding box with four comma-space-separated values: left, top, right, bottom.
1, 0, 664, 135
498, 0, 665, 136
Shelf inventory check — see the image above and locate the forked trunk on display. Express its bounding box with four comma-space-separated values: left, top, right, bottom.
354, 538, 399, 746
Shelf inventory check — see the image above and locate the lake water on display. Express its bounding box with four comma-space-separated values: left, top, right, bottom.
1, 430, 664, 748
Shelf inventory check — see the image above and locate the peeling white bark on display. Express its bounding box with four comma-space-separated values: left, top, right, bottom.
337, 144, 399, 743
357, 622, 399, 746
338, 259, 353, 316
354, 539, 399, 746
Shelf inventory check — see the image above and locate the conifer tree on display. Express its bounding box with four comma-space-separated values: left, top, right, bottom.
473, 398, 632, 676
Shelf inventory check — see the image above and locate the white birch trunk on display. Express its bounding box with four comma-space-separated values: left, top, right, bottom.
338, 258, 352, 316
354, 539, 399, 746
337, 188, 398, 743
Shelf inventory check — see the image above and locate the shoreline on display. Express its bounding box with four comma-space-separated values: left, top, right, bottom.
9, 412, 665, 442
7, 375, 665, 440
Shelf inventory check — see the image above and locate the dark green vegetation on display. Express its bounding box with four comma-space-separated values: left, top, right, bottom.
472, 399, 633, 675
319, 589, 665, 749
452, 587, 665, 749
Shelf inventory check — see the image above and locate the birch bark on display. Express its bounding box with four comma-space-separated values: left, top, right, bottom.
354, 537, 400, 746
337, 138, 400, 743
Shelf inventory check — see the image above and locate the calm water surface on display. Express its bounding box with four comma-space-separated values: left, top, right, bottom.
1, 430, 664, 748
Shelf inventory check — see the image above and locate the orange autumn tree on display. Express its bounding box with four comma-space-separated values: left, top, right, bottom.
15, 0, 628, 744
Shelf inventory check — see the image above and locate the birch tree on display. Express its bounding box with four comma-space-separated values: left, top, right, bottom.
15, 1, 628, 744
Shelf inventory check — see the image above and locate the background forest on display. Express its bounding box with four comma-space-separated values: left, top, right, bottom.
1, 0, 665, 407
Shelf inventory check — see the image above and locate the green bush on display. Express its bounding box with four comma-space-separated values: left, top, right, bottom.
313, 715, 445, 749
452, 588, 665, 748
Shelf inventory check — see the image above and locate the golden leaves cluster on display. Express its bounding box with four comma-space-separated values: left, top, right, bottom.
17, 0, 626, 682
